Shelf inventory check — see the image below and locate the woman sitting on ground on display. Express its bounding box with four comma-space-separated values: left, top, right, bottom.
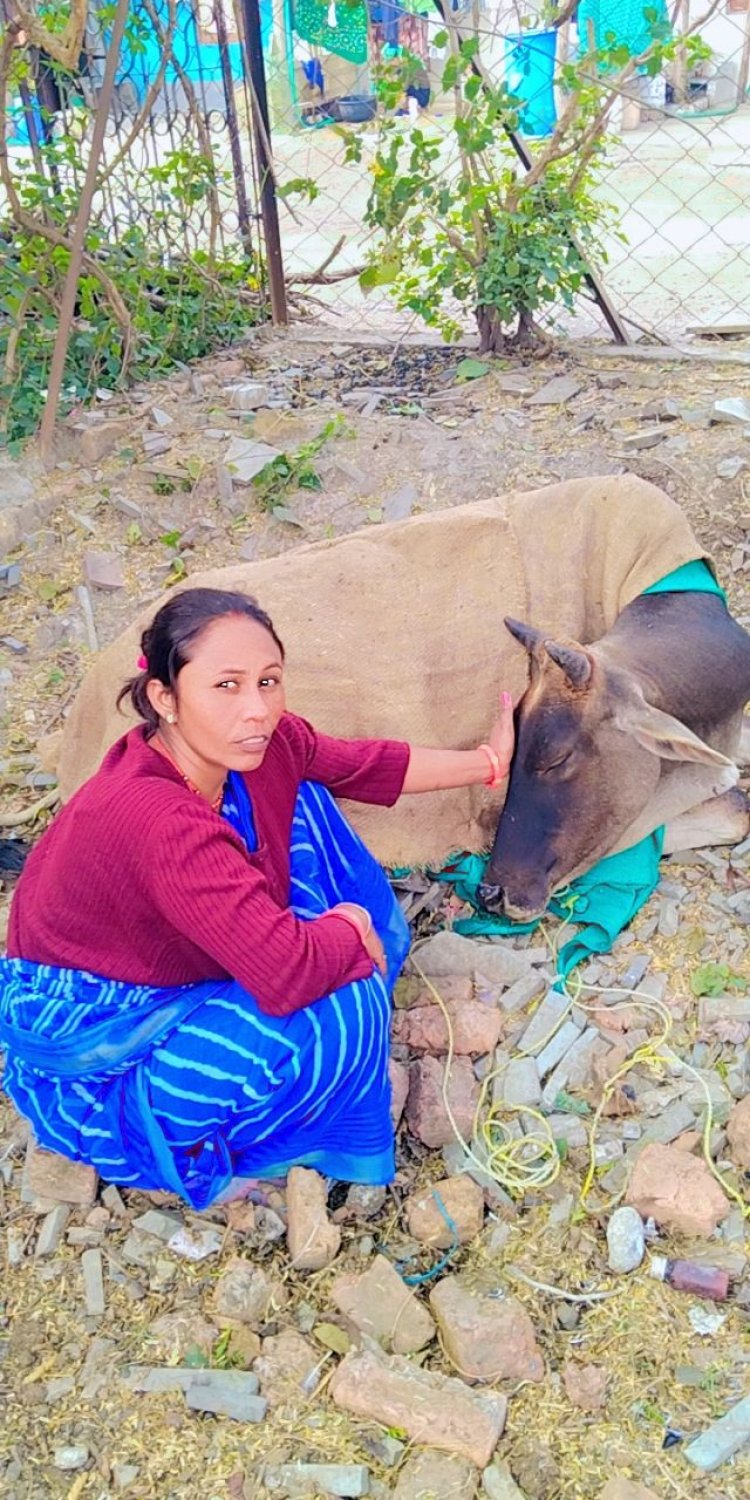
0, 588, 514, 1209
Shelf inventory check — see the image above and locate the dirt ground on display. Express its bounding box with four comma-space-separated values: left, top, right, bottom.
3, 329, 750, 1500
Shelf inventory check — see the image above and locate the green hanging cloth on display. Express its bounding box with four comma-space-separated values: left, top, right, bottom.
292, 0, 369, 65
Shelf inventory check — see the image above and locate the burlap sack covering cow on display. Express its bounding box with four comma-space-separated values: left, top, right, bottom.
57, 474, 712, 867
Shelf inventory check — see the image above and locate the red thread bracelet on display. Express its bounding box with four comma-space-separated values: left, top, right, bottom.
478, 743, 506, 789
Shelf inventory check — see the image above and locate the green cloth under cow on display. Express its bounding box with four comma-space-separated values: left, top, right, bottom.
428, 560, 724, 983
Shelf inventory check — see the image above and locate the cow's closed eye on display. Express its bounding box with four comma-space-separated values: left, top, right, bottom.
540, 750, 574, 775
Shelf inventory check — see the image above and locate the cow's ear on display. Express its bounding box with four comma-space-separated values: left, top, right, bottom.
617, 700, 734, 768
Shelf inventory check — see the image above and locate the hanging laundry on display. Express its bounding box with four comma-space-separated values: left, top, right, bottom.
292, 0, 369, 64
577, 0, 670, 59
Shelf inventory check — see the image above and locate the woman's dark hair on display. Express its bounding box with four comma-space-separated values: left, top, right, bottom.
117, 588, 285, 735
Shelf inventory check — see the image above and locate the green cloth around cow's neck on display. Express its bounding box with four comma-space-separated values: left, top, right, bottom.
424, 560, 724, 985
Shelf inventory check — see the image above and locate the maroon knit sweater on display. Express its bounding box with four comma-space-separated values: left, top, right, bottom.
8, 717, 410, 1016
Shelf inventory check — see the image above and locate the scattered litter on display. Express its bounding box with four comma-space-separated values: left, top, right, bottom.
650, 1255, 730, 1301
688, 1307, 728, 1337
167, 1226, 223, 1261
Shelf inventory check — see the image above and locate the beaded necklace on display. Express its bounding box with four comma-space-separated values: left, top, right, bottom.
153, 736, 224, 813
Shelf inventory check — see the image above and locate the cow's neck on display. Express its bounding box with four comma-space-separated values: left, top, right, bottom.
596, 590, 750, 740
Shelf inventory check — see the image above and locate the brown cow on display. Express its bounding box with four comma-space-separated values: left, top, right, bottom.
479, 589, 750, 920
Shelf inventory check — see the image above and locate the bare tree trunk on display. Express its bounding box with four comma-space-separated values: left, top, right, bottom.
476, 305, 506, 353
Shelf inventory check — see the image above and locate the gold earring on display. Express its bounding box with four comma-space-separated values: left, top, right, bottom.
165, 712, 176, 725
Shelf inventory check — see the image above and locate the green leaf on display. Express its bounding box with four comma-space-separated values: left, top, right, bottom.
690, 962, 746, 998
359, 259, 399, 292
455, 357, 490, 382
314, 1323, 351, 1355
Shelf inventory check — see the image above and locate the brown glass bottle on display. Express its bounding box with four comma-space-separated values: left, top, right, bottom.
649, 1255, 730, 1301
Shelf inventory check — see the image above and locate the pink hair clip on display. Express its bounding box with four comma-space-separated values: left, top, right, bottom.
137, 654, 148, 671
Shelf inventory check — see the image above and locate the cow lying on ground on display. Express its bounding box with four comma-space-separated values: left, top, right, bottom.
480, 589, 750, 919
53, 475, 750, 900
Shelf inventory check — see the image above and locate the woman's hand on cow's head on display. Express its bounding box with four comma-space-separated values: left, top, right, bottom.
487, 691, 516, 780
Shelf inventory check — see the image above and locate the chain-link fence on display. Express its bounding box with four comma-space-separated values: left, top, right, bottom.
261, 0, 750, 341
0, 0, 272, 445
2, 0, 749, 450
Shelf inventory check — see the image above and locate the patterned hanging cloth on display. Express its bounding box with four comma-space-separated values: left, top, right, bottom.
292, 0, 369, 65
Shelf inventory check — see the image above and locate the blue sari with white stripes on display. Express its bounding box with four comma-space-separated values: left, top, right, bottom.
0, 778, 410, 1210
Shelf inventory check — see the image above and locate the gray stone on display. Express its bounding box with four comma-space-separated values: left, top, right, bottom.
535, 1020, 582, 1078
716, 455, 748, 480
684, 1069, 732, 1121
541, 1030, 600, 1109
53, 1445, 89, 1471
685, 1392, 750, 1471
102, 1184, 127, 1215
0, 635, 27, 653
497, 970, 547, 1013
497, 373, 536, 396
637, 1099, 696, 1147
0, 454, 35, 508
125, 1363, 258, 1394
67, 1228, 103, 1247
712, 397, 750, 426
606, 1206, 645, 1273
345, 1184, 387, 1219
227, 381, 270, 411
7, 1228, 24, 1267
142, 433, 172, 459
393, 1451, 476, 1499
265, 1463, 370, 1496
383, 483, 417, 523
441, 1139, 516, 1212
132, 1208, 184, 1242
35, 1204, 71, 1257
150, 407, 173, 427
516, 988, 572, 1054
544, 1114, 588, 1149
113, 1464, 140, 1491
493, 1056, 540, 1109
84, 550, 124, 592
620, 428, 666, 451
658, 897, 680, 938
618, 953, 651, 989
224, 437, 281, 484
483, 1461, 528, 1499
184, 1370, 268, 1422
526, 375, 581, 406
413, 931, 529, 986
0, 563, 22, 590
75, 419, 131, 464
641, 397, 681, 421
120, 1230, 162, 1269
46, 1375, 75, 1404
81, 1248, 105, 1317
361, 1435, 405, 1469
109, 496, 142, 519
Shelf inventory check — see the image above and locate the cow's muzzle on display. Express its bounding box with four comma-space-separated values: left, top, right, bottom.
477, 876, 550, 924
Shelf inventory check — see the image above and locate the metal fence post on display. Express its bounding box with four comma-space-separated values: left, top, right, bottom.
237, 0, 288, 324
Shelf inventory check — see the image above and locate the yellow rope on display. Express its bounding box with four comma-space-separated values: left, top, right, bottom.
410, 910, 748, 1217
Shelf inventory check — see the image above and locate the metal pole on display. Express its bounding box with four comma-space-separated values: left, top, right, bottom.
213, 0, 254, 257
38, 0, 131, 463
237, 0, 288, 324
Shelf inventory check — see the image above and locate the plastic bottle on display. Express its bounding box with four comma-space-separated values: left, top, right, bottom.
649, 1255, 730, 1301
